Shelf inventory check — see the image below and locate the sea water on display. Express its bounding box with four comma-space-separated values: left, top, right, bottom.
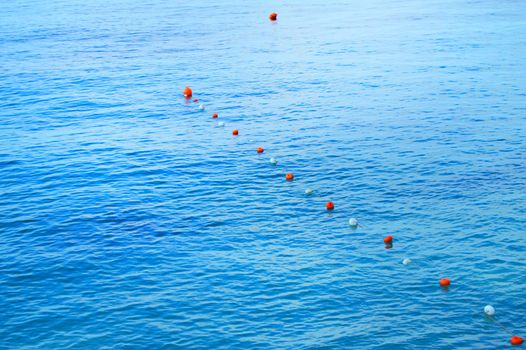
1, 0, 525, 349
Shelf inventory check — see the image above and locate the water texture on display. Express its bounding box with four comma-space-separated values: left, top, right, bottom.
1, 0, 526, 349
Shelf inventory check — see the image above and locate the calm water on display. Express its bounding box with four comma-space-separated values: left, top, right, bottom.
1, 0, 526, 349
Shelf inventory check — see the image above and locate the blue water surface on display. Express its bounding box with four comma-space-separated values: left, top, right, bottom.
1, 0, 526, 349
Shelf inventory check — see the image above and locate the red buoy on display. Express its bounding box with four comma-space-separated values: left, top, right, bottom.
269, 12, 278, 21
212, 113, 218, 118
183, 86, 192, 98
232, 129, 239, 136
285, 173, 294, 181
257, 147, 264, 153
326, 201, 334, 210
383, 235, 393, 244
439, 278, 451, 287
511, 336, 524, 346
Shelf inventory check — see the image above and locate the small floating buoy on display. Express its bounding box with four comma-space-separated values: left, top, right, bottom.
269, 157, 278, 165
511, 336, 524, 346
232, 129, 239, 136
183, 86, 192, 97
439, 278, 451, 287
305, 188, 313, 195
402, 258, 412, 265
198, 104, 204, 110
269, 12, 278, 21
348, 218, 358, 227
212, 113, 218, 118
218, 121, 225, 127
285, 173, 294, 181
326, 201, 334, 210
383, 235, 393, 244
257, 147, 264, 153
484, 305, 495, 316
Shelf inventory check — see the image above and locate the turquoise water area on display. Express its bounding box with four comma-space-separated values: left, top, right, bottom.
1, 0, 525, 349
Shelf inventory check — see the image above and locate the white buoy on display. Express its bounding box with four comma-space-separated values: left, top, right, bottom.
402, 258, 412, 265
305, 188, 314, 195
198, 104, 205, 110
484, 305, 495, 316
348, 218, 358, 227
218, 121, 225, 127
269, 157, 278, 165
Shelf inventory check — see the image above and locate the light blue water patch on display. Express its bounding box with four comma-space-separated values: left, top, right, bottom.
1, 0, 526, 349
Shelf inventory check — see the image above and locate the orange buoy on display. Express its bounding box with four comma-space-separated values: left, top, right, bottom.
383, 235, 393, 244
439, 278, 451, 287
232, 129, 239, 136
511, 336, 524, 346
257, 147, 264, 153
212, 113, 218, 118
183, 86, 192, 98
269, 12, 278, 21
285, 173, 294, 181
326, 201, 334, 210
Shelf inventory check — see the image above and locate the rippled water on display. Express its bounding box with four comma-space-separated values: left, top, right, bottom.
1, 0, 526, 349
